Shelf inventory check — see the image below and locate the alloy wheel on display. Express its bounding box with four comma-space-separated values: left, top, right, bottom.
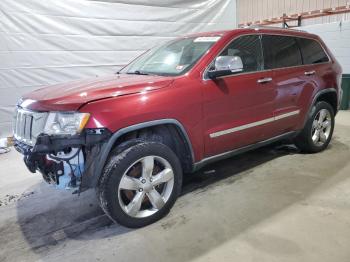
311, 108, 332, 146
118, 155, 175, 218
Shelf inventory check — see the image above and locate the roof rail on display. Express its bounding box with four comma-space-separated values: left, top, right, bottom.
240, 24, 306, 32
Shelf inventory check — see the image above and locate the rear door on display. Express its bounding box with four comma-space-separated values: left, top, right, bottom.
296, 37, 332, 125
261, 35, 305, 135
203, 34, 276, 157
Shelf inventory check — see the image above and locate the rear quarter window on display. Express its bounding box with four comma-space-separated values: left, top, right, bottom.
297, 38, 329, 65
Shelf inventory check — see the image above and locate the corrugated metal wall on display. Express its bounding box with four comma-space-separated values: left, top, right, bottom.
238, 0, 350, 26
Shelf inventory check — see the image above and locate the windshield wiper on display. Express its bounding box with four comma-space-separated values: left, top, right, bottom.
127, 70, 150, 75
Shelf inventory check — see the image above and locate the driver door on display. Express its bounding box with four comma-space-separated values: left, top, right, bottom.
202, 34, 276, 157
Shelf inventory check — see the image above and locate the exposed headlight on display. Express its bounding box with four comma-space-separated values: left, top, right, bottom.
44, 112, 90, 135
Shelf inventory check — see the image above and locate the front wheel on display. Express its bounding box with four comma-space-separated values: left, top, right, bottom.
295, 101, 335, 153
97, 142, 182, 228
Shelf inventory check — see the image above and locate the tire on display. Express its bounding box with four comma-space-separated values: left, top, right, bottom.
295, 101, 335, 153
97, 142, 183, 228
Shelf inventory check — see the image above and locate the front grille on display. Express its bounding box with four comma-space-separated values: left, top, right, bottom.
13, 108, 48, 146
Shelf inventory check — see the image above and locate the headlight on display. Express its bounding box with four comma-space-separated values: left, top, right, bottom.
44, 112, 90, 135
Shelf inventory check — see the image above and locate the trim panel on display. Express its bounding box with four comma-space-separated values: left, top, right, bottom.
274, 110, 300, 120
210, 110, 300, 138
194, 131, 297, 172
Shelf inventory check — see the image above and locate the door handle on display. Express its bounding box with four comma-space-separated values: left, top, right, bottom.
304, 70, 315, 76
257, 77, 272, 84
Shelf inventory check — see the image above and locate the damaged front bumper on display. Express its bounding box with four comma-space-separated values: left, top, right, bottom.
14, 128, 111, 192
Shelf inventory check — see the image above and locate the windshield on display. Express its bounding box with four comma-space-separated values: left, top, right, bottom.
120, 36, 221, 76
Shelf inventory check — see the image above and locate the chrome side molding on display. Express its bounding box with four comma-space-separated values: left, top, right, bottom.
210, 110, 300, 138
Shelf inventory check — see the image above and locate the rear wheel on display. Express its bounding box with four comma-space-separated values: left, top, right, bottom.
295, 101, 334, 153
97, 142, 182, 228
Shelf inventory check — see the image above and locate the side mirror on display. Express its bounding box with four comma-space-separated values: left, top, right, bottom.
207, 56, 243, 79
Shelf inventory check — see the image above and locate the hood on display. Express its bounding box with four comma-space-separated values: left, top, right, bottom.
21, 74, 174, 111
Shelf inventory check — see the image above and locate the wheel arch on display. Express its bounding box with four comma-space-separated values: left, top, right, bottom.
314, 89, 338, 114
303, 88, 337, 127
92, 119, 195, 188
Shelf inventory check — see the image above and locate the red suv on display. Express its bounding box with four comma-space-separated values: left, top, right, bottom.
13, 27, 342, 228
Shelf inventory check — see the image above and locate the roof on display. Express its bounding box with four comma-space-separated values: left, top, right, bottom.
182, 26, 318, 39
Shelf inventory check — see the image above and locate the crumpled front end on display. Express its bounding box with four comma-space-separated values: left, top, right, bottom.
13, 107, 111, 192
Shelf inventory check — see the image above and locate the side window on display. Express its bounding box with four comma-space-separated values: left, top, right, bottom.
297, 38, 329, 64
262, 35, 302, 69
214, 35, 263, 73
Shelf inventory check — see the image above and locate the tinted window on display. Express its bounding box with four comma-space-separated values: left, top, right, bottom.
297, 38, 329, 64
214, 35, 263, 73
262, 35, 302, 69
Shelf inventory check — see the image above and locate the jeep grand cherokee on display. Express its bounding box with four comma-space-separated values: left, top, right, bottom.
13, 27, 342, 228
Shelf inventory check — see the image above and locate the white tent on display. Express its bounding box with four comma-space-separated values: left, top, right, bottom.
0, 0, 237, 137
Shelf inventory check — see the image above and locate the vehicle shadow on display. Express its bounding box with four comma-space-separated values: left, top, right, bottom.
12, 141, 298, 253
181, 142, 299, 196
